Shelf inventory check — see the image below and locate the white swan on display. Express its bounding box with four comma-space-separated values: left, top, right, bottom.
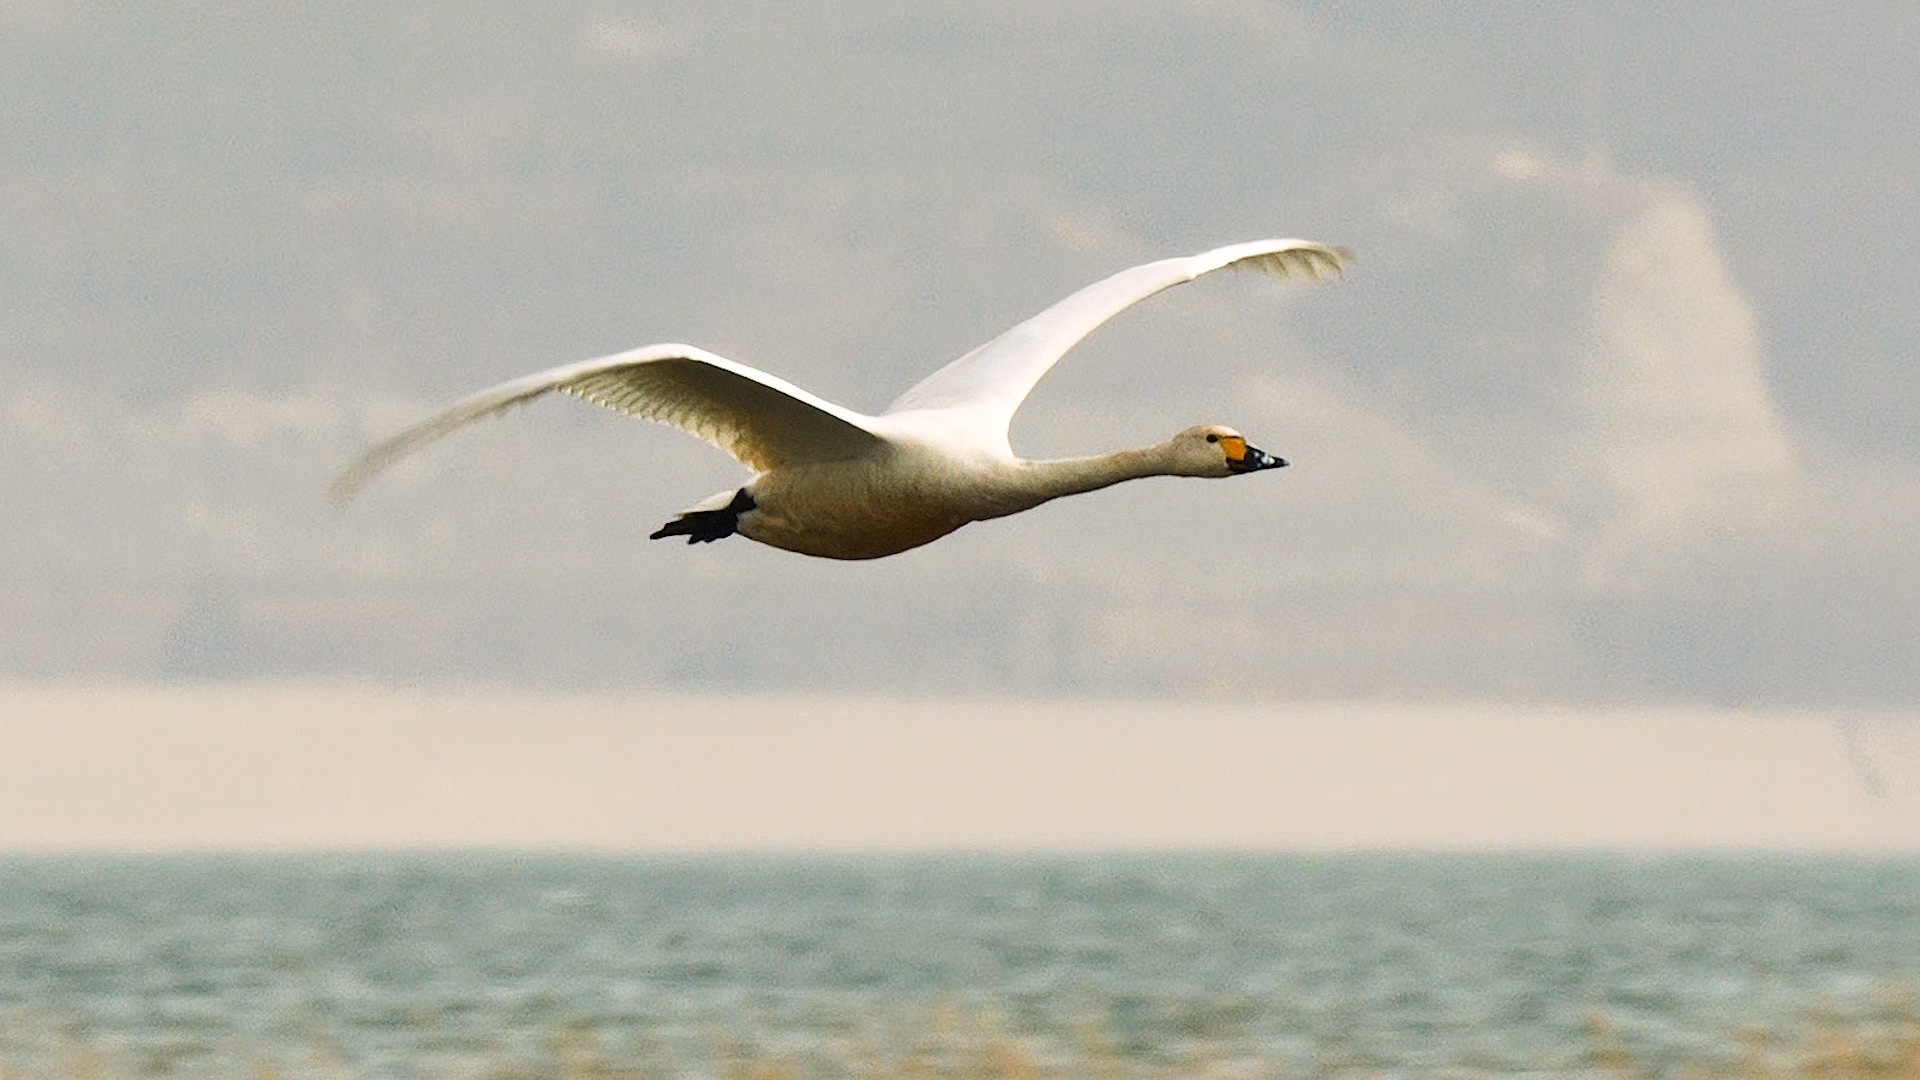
334, 238, 1350, 560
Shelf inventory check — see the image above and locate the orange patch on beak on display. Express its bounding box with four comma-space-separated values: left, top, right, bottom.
1218, 435, 1249, 464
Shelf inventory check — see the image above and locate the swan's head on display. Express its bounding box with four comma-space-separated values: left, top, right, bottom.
1171, 424, 1287, 477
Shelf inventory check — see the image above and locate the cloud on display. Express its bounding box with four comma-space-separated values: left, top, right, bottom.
1356, 142, 1805, 573
1581, 190, 1800, 573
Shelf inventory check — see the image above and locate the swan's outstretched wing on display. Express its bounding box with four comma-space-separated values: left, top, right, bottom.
885, 239, 1350, 426
332, 343, 883, 502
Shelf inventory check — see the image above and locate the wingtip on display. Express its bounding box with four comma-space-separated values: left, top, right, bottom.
1302, 243, 1357, 281
326, 448, 391, 510
1234, 241, 1356, 284
325, 471, 366, 512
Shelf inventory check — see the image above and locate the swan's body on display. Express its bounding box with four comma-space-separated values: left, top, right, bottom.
334, 238, 1350, 559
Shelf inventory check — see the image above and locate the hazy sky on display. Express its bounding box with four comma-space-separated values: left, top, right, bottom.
6, 685, 1917, 850
4, 1, 1918, 707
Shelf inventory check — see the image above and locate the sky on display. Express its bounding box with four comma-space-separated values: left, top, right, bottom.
4, 1, 1919, 710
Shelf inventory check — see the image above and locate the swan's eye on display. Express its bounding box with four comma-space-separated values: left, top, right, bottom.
1205, 433, 1219, 443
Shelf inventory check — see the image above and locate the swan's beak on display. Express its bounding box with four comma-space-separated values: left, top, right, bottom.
1227, 441, 1287, 474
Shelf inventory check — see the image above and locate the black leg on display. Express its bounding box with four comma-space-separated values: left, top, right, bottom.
649, 488, 757, 545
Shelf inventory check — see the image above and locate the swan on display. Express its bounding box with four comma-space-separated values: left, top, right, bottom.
333, 238, 1350, 560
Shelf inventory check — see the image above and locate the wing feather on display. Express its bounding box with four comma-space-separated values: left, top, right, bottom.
884, 239, 1351, 427
332, 343, 881, 503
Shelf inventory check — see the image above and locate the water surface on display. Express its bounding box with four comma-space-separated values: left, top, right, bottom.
2, 854, 1915, 1078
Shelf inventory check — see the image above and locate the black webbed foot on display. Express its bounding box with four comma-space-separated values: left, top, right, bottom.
649, 488, 756, 545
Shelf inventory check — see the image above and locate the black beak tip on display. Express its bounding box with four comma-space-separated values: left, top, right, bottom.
1228, 443, 1286, 474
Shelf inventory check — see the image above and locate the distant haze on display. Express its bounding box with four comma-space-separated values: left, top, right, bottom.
3, 3, 1918, 707
5, 686, 1917, 851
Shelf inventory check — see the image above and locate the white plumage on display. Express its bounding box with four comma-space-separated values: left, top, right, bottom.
334, 238, 1350, 560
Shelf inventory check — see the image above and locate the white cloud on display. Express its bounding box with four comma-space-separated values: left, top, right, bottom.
1395, 144, 1804, 580
1580, 184, 1800, 576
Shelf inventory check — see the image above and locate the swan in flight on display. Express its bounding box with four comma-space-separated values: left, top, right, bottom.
334, 238, 1350, 560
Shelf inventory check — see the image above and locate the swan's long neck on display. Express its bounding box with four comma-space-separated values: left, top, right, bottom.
991, 443, 1176, 516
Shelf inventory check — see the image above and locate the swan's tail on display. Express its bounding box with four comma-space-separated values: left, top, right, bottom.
649, 488, 756, 545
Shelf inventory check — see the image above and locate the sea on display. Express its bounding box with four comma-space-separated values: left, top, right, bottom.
1, 854, 1916, 1080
